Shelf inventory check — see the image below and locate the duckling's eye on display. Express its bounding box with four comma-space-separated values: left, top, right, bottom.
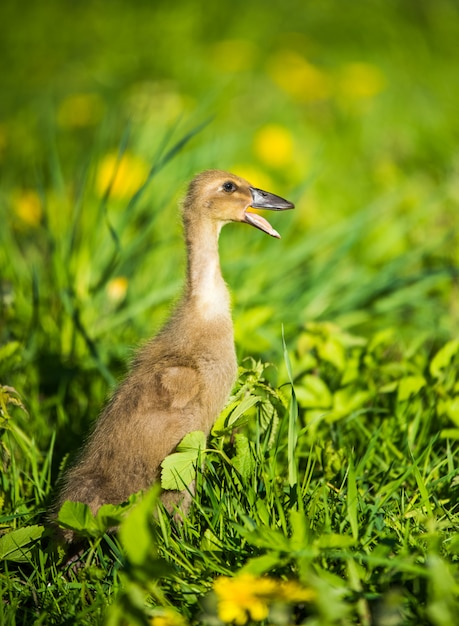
222, 181, 236, 193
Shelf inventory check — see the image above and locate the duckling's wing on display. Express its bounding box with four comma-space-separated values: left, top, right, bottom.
159, 366, 200, 409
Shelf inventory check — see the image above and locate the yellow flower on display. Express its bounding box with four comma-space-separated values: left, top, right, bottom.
253, 124, 294, 169
268, 50, 330, 102
96, 151, 149, 199
12, 190, 43, 227
337, 63, 385, 100
213, 574, 278, 624
107, 276, 128, 303
213, 574, 316, 623
57, 93, 105, 127
150, 608, 188, 626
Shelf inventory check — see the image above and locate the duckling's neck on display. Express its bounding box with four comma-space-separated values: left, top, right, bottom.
184, 217, 230, 319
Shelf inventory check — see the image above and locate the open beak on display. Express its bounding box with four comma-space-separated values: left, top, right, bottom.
244, 187, 295, 239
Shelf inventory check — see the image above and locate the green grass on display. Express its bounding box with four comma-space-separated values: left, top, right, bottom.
2, 338, 459, 625
1, 0, 459, 624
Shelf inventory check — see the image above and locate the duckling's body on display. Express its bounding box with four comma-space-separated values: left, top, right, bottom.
55, 170, 293, 540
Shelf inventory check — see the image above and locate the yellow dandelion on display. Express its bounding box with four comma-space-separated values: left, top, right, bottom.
96, 151, 149, 200
253, 124, 294, 169
13, 190, 43, 227
337, 62, 385, 100
107, 276, 128, 303
212, 39, 257, 72
213, 574, 277, 624
57, 93, 105, 128
268, 50, 330, 103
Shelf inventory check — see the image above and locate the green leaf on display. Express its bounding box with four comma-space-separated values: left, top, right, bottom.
212, 393, 259, 434
161, 430, 206, 490
328, 388, 371, 422
296, 375, 332, 409
232, 433, 256, 480
289, 509, 309, 551
95, 498, 137, 531
239, 553, 284, 576
238, 525, 292, 552
316, 533, 356, 549
430, 339, 459, 378
397, 375, 426, 402
119, 486, 159, 565
0, 341, 21, 363
0, 525, 44, 562
258, 398, 280, 448
318, 337, 346, 371
440, 428, 459, 439
200, 528, 224, 552
368, 328, 395, 352
57, 501, 100, 537
440, 397, 459, 427
341, 354, 362, 386
258, 397, 276, 432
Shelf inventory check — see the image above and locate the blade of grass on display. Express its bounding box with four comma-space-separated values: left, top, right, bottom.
347, 455, 359, 542
282, 327, 298, 489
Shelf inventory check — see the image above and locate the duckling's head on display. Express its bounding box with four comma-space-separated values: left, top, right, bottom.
183, 170, 294, 238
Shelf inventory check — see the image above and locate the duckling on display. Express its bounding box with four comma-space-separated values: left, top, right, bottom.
55, 169, 294, 541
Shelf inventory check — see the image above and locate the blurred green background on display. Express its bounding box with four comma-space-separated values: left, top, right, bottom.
1, 0, 459, 450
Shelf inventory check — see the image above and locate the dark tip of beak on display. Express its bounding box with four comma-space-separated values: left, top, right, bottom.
249, 187, 295, 211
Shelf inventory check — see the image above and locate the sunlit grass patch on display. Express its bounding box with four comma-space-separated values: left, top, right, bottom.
15, 327, 454, 624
